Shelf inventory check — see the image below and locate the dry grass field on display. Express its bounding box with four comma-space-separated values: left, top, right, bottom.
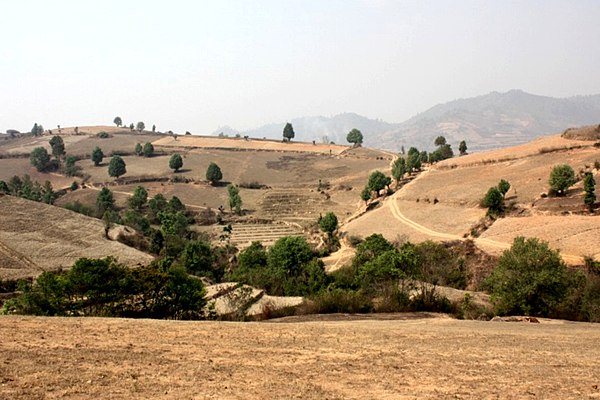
1, 315, 600, 399
0, 195, 153, 280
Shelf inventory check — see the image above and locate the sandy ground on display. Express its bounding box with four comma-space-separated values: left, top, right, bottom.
1, 315, 600, 399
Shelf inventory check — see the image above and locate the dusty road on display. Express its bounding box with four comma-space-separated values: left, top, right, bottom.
1, 315, 599, 399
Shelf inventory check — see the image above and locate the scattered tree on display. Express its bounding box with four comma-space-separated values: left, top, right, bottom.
31, 123, 44, 136
367, 171, 389, 197
283, 122, 295, 142
459, 140, 468, 156
136, 122, 145, 132
91, 146, 104, 166
391, 157, 407, 187
319, 212, 338, 237
30, 147, 51, 172
406, 150, 421, 172
482, 186, 504, 215
360, 186, 372, 205
486, 236, 572, 317
434, 136, 447, 146
128, 186, 148, 211
142, 142, 154, 157
129, 123, 135, 131
64, 156, 79, 177
169, 153, 183, 172
152, 124, 156, 133
584, 172, 596, 212
96, 187, 115, 214
108, 155, 127, 179
549, 164, 576, 196
227, 184, 242, 215
135, 143, 143, 156
49, 136, 65, 160
113, 116, 122, 127
498, 179, 511, 198
206, 162, 223, 185
346, 129, 364, 146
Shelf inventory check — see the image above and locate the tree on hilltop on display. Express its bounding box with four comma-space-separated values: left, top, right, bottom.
346, 129, 363, 147
459, 140, 468, 156
283, 122, 295, 142
136, 122, 145, 132
113, 116, 122, 127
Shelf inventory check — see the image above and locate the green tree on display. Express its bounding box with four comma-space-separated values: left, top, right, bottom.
497, 179, 511, 198
148, 193, 168, 222
180, 240, 217, 279
113, 116, 122, 127
434, 136, 447, 146
459, 140, 467, 156
129, 123, 135, 131
64, 155, 79, 177
136, 121, 145, 132
227, 184, 242, 215
31, 123, 44, 136
134, 143, 143, 156
319, 212, 338, 237
419, 151, 428, 164
169, 153, 183, 172
108, 155, 127, 179
406, 150, 421, 172
206, 162, 222, 185
283, 122, 295, 142
91, 146, 104, 166
367, 171, 389, 197
486, 236, 572, 317
0, 180, 9, 193
168, 196, 185, 213
391, 157, 407, 186
49, 136, 65, 160
142, 142, 154, 157
360, 185, 372, 205
346, 129, 364, 146
30, 147, 51, 172
584, 172, 596, 212
549, 164, 576, 196
96, 187, 115, 214
482, 186, 504, 215
128, 185, 148, 211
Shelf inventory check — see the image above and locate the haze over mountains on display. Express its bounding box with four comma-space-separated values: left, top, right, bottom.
214, 90, 600, 152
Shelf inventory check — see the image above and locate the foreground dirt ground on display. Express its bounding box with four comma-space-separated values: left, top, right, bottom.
2, 315, 600, 399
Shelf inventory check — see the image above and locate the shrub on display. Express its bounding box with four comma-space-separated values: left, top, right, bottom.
549, 164, 576, 196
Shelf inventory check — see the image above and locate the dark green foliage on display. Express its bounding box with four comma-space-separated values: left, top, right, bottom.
0, 180, 9, 193
168, 196, 185, 213
360, 185, 371, 204
419, 151, 428, 164
148, 193, 168, 222
30, 147, 50, 172
482, 186, 504, 215
498, 179, 511, 197
583, 172, 596, 211
308, 289, 373, 314
181, 240, 218, 279
169, 153, 183, 172
283, 122, 295, 141
434, 136, 447, 146
486, 237, 571, 317
142, 142, 154, 157
135, 143, 143, 156
406, 149, 421, 172
459, 140, 467, 155
227, 185, 242, 215
129, 123, 135, 131
128, 185, 148, 211
91, 146, 104, 166
97, 131, 110, 139
136, 121, 145, 132
49, 136, 65, 159
391, 157, 406, 184
415, 241, 469, 289
113, 116, 122, 127
31, 123, 44, 136
108, 155, 126, 178
64, 155, 80, 177
123, 210, 150, 234
367, 170, 389, 197
319, 212, 338, 236
158, 211, 189, 236
64, 201, 95, 217
3, 257, 206, 320
549, 164, 576, 196
206, 162, 222, 185
3, 175, 56, 204
429, 144, 453, 162
346, 128, 363, 145
96, 187, 114, 214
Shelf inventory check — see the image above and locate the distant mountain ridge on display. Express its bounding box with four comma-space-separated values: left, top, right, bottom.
215, 90, 600, 152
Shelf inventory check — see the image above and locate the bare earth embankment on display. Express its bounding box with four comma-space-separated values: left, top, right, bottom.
1, 315, 600, 399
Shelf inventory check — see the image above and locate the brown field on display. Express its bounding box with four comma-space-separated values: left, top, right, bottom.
0, 195, 153, 280
341, 134, 600, 264
2, 315, 600, 399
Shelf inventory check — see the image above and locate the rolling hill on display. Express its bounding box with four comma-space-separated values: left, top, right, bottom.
219, 90, 600, 153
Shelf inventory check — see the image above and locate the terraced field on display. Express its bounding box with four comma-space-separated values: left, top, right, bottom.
228, 223, 303, 248
259, 188, 332, 222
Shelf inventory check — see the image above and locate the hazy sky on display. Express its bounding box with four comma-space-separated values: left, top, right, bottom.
2, 0, 600, 134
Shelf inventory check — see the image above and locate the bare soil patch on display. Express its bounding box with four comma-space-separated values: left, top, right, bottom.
1, 315, 599, 399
